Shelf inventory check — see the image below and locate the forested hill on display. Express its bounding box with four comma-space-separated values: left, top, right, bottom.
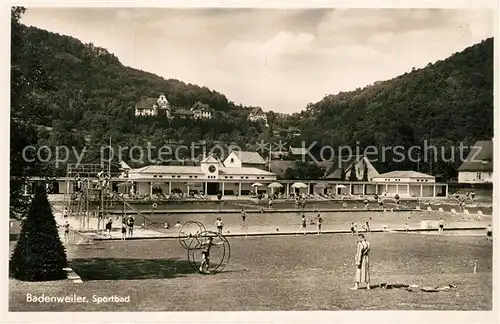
13, 18, 493, 178
289, 37, 493, 153
15, 24, 269, 152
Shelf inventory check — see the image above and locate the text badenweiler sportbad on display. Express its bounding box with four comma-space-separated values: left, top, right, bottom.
26, 293, 130, 304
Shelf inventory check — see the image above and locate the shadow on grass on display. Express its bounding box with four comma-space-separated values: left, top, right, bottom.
71, 257, 197, 280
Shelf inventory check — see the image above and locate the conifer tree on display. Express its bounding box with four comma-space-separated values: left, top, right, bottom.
10, 185, 68, 281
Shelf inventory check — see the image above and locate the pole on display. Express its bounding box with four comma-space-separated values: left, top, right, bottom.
86, 179, 89, 229
108, 136, 112, 177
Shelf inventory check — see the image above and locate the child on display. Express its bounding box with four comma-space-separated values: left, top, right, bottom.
268, 199, 273, 211
438, 218, 445, 234
350, 222, 355, 235
199, 236, 224, 274
121, 223, 127, 240
63, 220, 70, 243
404, 222, 409, 233
364, 199, 369, 210
174, 221, 182, 230
296, 215, 307, 235
126, 215, 135, 238
364, 221, 370, 233
486, 224, 492, 241
105, 217, 113, 236
215, 217, 223, 235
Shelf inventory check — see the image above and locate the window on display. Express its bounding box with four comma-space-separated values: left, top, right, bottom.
194, 176, 198, 178
177, 175, 181, 178
189, 176, 192, 178
476, 172, 482, 180
172, 175, 175, 178
230, 176, 233, 179
159, 175, 163, 178
225, 176, 228, 179
245, 176, 249, 179
230, 158, 234, 163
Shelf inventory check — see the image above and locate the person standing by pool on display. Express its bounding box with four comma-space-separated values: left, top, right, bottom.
268, 199, 273, 211
351, 234, 371, 290
486, 224, 492, 241
105, 217, 113, 236
241, 209, 248, 238
215, 217, 223, 235
317, 212, 323, 236
126, 215, 135, 238
350, 222, 355, 235
438, 218, 445, 234
363, 221, 370, 233
63, 220, 70, 243
364, 199, 369, 210
174, 221, 182, 231
378, 197, 384, 210
121, 222, 127, 240
296, 214, 307, 235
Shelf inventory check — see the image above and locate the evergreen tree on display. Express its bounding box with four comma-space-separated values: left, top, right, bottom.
348, 164, 358, 181
10, 185, 68, 281
339, 167, 346, 181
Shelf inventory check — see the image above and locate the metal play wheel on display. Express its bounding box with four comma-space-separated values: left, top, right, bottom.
178, 221, 206, 249
187, 231, 231, 274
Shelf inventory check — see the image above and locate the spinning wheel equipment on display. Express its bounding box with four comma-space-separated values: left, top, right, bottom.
178, 221, 206, 249
178, 222, 231, 274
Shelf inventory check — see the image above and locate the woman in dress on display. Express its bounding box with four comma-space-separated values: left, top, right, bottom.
351, 234, 371, 290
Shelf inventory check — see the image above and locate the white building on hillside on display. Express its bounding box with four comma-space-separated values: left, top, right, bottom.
135, 94, 171, 116
247, 107, 268, 124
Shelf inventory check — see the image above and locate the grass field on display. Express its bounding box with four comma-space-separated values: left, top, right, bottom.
9, 232, 492, 311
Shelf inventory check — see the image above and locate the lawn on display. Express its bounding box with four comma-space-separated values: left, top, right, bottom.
9, 232, 492, 311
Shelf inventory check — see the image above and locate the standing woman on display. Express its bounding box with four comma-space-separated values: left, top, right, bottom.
351, 234, 371, 290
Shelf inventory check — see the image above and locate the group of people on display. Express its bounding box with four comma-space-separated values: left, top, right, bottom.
350, 221, 371, 234
296, 212, 324, 235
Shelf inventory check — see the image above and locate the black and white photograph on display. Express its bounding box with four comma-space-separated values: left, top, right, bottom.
4, 2, 498, 322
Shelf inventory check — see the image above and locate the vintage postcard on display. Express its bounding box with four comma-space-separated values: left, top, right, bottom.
3, 1, 498, 323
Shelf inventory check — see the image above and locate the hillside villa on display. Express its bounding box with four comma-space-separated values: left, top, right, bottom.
247, 107, 268, 124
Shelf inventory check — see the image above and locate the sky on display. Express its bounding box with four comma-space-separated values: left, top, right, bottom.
21, 8, 494, 113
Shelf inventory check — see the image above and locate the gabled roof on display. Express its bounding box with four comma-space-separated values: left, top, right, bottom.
233, 151, 266, 165
324, 155, 369, 179
191, 101, 211, 111
458, 140, 493, 172
135, 97, 158, 109
201, 154, 222, 164
120, 161, 131, 170
374, 171, 434, 178
250, 107, 264, 115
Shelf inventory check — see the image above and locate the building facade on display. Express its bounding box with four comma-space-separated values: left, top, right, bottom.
458, 140, 493, 184
247, 107, 268, 124
134, 94, 171, 116
126, 154, 276, 196
191, 101, 212, 119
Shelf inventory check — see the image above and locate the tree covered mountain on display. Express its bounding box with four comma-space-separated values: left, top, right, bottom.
12, 11, 493, 180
